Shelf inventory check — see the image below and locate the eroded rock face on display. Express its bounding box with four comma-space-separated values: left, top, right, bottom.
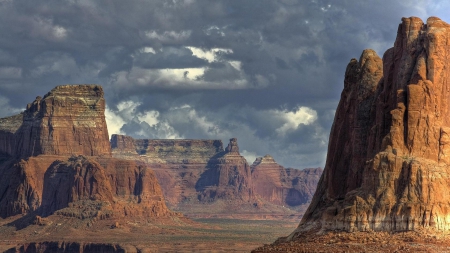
292, 17, 450, 237
0, 85, 172, 219
196, 138, 254, 202
112, 135, 322, 218
251, 155, 322, 208
0, 85, 111, 158
0, 156, 55, 218
40, 156, 114, 217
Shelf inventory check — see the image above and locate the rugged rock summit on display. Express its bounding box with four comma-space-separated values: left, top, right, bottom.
0, 85, 111, 158
291, 17, 450, 238
0, 85, 171, 219
196, 138, 254, 202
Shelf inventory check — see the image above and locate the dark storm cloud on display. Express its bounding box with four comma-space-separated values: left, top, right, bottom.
0, 0, 442, 168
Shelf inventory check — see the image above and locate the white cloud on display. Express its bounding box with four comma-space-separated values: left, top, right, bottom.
187, 47, 233, 63
105, 105, 126, 138
241, 150, 258, 164
272, 107, 318, 135
53, 26, 68, 39
142, 47, 156, 54
137, 110, 159, 126
110, 66, 254, 90
167, 105, 225, 137
229, 61, 242, 71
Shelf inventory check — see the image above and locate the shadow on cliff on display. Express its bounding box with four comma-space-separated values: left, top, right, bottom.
285, 188, 309, 206
4, 159, 74, 230
194, 152, 225, 192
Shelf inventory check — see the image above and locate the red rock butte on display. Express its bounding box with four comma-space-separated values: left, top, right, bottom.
0, 84, 172, 219
0, 85, 111, 158
288, 16, 450, 239
111, 135, 322, 218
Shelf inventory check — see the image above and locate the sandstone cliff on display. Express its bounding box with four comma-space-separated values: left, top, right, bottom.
0, 85, 172, 220
291, 17, 450, 237
196, 138, 255, 202
111, 135, 322, 218
0, 85, 111, 158
251, 155, 322, 209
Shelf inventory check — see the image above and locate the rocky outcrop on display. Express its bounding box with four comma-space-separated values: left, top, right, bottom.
0, 85, 111, 158
251, 155, 322, 208
291, 17, 450, 237
0, 85, 172, 220
111, 135, 322, 218
40, 156, 114, 217
196, 138, 254, 202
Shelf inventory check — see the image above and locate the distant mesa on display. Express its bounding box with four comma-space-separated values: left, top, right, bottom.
111, 134, 323, 219
0, 83, 323, 222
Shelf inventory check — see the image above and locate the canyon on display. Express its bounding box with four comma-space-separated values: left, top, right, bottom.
0, 84, 321, 252
111, 134, 322, 219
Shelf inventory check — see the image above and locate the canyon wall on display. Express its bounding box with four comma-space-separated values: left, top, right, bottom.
0, 85, 171, 219
0, 85, 111, 158
112, 135, 322, 218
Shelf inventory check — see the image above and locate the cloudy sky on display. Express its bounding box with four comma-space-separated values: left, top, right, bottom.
0, 0, 447, 168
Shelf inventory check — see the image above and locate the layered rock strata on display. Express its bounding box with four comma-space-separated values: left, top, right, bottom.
291, 17, 450, 237
111, 135, 323, 218
0, 85, 111, 158
111, 134, 223, 164
0, 85, 171, 219
196, 138, 255, 202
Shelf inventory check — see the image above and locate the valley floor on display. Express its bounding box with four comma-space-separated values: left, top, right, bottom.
0, 216, 298, 252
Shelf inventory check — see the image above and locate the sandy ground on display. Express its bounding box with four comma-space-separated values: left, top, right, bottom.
0, 215, 298, 252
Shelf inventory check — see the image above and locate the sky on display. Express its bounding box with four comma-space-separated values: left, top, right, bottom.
0, 0, 447, 168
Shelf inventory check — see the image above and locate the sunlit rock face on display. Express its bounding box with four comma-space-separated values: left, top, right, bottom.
0, 85, 111, 158
0, 85, 172, 219
291, 17, 450, 237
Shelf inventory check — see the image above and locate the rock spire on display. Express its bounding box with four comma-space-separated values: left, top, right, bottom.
290, 17, 450, 237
